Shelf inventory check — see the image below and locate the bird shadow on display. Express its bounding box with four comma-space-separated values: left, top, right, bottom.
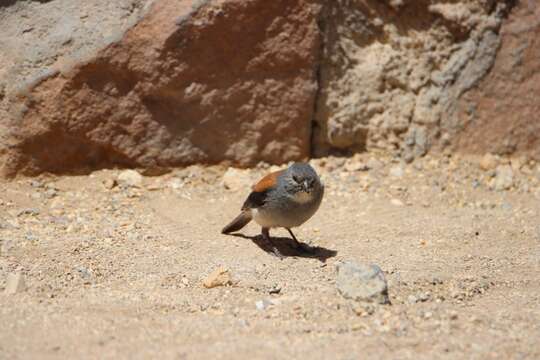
228, 233, 337, 262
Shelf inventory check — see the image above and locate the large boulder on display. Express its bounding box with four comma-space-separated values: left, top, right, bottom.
452, 1, 540, 161
312, 0, 516, 160
0, 0, 152, 175
0, 0, 538, 177
0, 0, 321, 176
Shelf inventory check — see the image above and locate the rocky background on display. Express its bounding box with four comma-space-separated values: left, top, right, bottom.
0, 0, 538, 176
1, 2, 539, 358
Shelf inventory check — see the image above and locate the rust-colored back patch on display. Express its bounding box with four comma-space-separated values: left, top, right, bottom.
252, 169, 285, 192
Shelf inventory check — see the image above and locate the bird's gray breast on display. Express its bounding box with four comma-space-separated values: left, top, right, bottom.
261, 184, 324, 228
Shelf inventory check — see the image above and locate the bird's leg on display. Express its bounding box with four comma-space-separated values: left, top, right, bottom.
286, 228, 315, 254
286, 228, 299, 243
262, 227, 284, 260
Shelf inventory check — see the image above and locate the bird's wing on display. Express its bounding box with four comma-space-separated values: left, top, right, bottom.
251, 169, 285, 192
241, 169, 285, 210
241, 191, 267, 210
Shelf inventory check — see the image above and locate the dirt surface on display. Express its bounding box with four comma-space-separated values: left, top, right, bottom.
1, 155, 539, 359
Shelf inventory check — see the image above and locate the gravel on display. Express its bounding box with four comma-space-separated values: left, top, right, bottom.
0, 154, 538, 359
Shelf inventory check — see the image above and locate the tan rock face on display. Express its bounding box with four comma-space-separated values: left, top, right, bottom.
453, 1, 540, 161
313, 0, 514, 161
1, 0, 321, 176
0, 0, 537, 177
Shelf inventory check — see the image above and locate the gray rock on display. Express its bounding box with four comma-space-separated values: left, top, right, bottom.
501, 202, 512, 211
24, 233, 38, 242
336, 261, 390, 304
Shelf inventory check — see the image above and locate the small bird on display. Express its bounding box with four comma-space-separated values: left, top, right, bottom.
222, 162, 324, 258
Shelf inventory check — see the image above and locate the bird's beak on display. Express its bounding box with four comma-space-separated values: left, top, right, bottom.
303, 180, 311, 193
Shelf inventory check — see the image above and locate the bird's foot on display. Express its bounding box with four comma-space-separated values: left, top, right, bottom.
270, 246, 285, 260
262, 228, 285, 260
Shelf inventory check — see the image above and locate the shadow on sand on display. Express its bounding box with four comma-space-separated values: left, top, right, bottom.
228, 233, 337, 262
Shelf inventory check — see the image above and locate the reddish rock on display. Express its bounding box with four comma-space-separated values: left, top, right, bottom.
454, 1, 540, 160
1, 0, 321, 176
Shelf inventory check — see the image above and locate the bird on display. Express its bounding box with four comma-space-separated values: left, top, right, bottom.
222, 162, 324, 259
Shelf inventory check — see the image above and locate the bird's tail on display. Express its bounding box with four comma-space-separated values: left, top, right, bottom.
222, 211, 252, 234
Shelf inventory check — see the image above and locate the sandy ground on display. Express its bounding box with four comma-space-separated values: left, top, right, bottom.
0, 154, 539, 359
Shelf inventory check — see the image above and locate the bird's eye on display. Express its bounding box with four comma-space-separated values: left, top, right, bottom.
292, 175, 300, 183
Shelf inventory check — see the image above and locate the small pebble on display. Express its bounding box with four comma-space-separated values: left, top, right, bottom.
4, 272, 26, 294
102, 179, 117, 189
255, 299, 273, 311
391, 199, 404, 207
30, 180, 44, 188
479, 153, 498, 171
117, 170, 143, 188
203, 266, 231, 289
389, 165, 404, 178
493, 165, 514, 191
17, 208, 40, 217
